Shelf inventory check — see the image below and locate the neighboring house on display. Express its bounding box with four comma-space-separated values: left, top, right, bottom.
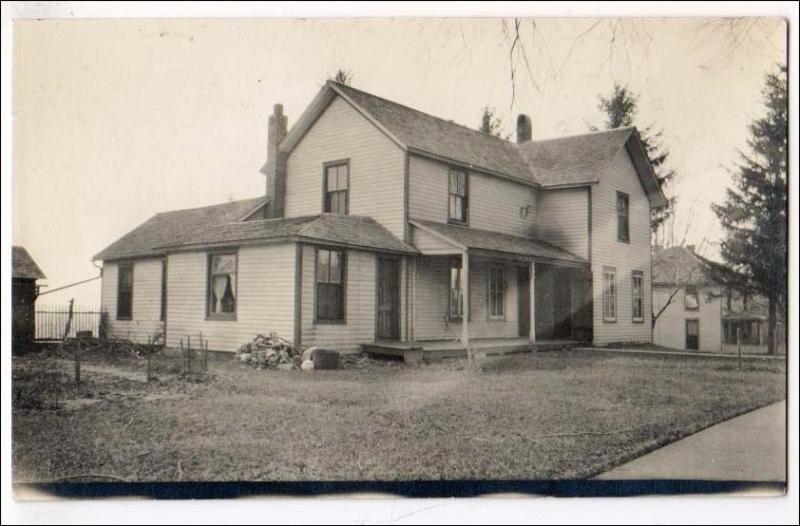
652, 245, 773, 354
94, 81, 667, 355
12, 246, 46, 349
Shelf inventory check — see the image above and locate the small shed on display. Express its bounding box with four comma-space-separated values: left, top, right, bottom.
12, 246, 46, 349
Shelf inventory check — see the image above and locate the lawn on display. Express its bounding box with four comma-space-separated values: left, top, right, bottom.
12, 346, 786, 482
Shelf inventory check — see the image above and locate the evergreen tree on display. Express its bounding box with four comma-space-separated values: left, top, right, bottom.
479, 106, 509, 140
595, 85, 676, 237
712, 66, 787, 354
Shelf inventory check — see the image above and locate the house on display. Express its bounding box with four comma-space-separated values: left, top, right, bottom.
12, 246, 46, 349
94, 81, 667, 357
652, 245, 774, 354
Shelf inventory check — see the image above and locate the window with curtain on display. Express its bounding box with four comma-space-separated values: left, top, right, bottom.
448, 169, 467, 223
488, 266, 506, 319
208, 253, 237, 318
324, 162, 349, 215
617, 191, 629, 242
632, 270, 643, 321
448, 257, 463, 319
684, 285, 699, 310
316, 248, 345, 321
603, 267, 616, 321
117, 263, 134, 320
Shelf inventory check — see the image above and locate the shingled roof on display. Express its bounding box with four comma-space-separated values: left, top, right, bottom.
94, 198, 416, 261
12, 246, 46, 280
652, 246, 708, 285
411, 219, 586, 266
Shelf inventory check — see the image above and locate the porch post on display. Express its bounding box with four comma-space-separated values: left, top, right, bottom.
461, 250, 470, 346
529, 258, 536, 342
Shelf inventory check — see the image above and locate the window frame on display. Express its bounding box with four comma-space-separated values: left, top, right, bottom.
602, 266, 617, 323
322, 159, 350, 215
116, 261, 134, 321
616, 191, 630, 243
487, 265, 506, 321
684, 285, 700, 311
447, 168, 469, 225
160, 258, 167, 322
206, 251, 238, 321
631, 270, 644, 323
685, 318, 700, 350
447, 257, 464, 321
313, 246, 347, 324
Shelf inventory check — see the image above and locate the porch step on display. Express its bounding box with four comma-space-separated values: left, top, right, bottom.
362, 340, 578, 363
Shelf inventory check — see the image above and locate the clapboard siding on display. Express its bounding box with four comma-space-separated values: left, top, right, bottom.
300, 245, 380, 353
590, 149, 653, 345
165, 244, 296, 353
413, 256, 519, 341
537, 187, 589, 259
285, 96, 406, 240
408, 154, 538, 238
653, 285, 723, 352
101, 258, 164, 343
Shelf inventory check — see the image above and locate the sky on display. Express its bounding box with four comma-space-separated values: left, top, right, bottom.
11, 17, 786, 306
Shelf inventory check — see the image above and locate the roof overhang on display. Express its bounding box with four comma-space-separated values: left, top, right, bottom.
625, 130, 669, 209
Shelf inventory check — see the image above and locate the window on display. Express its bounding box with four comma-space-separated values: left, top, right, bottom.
315, 248, 345, 321
117, 263, 134, 320
448, 169, 468, 223
686, 319, 699, 350
207, 253, 237, 319
448, 257, 463, 319
632, 271, 644, 322
617, 192, 630, 242
603, 267, 616, 321
488, 266, 506, 319
324, 162, 349, 214
160, 259, 167, 321
684, 285, 699, 310
723, 320, 761, 345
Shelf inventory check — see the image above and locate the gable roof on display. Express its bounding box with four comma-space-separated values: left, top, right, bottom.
94, 198, 416, 261
411, 219, 586, 266
276, 81, 667, 207
652, 246, 708, 285
12, 246, 46, 280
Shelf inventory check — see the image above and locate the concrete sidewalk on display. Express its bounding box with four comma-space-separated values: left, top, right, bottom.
596, 401, 786, 481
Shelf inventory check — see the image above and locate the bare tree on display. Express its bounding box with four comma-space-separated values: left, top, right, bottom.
331, 69, 353, 85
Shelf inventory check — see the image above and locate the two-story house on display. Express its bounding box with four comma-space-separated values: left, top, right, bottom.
94, 81, 667, 358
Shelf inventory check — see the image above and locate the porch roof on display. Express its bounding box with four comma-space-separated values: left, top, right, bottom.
410, 219, 587, 266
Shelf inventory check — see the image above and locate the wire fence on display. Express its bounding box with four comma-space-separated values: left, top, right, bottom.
35, 304, 102, 341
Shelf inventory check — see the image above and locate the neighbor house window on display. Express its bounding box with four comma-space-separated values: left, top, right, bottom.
324, 161, 349, 215
315, 248, 346, 321
448, 257, 463, 319
117, 262, 134, 320
160, 259, 167, 322
603, 267, 616, 322
488, 266, 506, 319
632, 271, 644, 322
207, 253, 237, 319
684, 285, 699, 310
448, 169, 468, 223
617, 192, 629, 242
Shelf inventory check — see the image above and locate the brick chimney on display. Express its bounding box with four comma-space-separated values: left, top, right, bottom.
516, 114, 532, 143
264, 104, 288, 218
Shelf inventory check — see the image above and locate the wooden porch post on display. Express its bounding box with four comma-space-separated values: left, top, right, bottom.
461, 250, 470, 347
529, 258, 536, 342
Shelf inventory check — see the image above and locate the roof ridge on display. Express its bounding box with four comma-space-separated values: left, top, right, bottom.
524, 126, 635, 146
156, 196, 265, 216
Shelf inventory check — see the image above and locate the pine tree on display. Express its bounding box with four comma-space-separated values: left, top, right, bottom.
712, 66, 787, 355
479, 106, 510, 140
595, 85, 676, 237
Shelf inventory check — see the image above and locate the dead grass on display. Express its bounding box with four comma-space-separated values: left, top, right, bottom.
12, 347, 785, 482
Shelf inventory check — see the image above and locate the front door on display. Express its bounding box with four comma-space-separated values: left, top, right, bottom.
517, 266, 530, 337
376, 257, 400, 340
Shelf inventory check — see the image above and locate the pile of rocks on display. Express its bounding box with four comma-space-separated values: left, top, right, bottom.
236, 333, 318, 371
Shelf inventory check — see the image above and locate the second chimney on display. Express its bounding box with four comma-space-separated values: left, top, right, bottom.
264, 104, 288, 218
516, 114, 532, 144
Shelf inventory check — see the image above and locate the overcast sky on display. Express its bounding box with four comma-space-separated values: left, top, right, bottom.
12, 17, 786, 305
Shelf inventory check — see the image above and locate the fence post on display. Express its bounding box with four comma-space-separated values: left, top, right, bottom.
187, 335, 192, 375
179, 339, 185, 376
62, 299, 75, 340
74, 338, 81, 384
737, 327, 742, 370
200, 333, 208, 373
146, 336, 153, 383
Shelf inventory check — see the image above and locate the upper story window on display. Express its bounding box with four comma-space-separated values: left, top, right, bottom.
684, 285, 699, 311
324, 161, 349, 215
603, 266, 616, 322
632, 270, 644, 322
117, 262, 134, 320
208, 253, 237, 319
448, 257, 464, 320
617, 191, 630, 242
448, 169, 468, 224
488, 266, 506, 320
315, 248, 346, 322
